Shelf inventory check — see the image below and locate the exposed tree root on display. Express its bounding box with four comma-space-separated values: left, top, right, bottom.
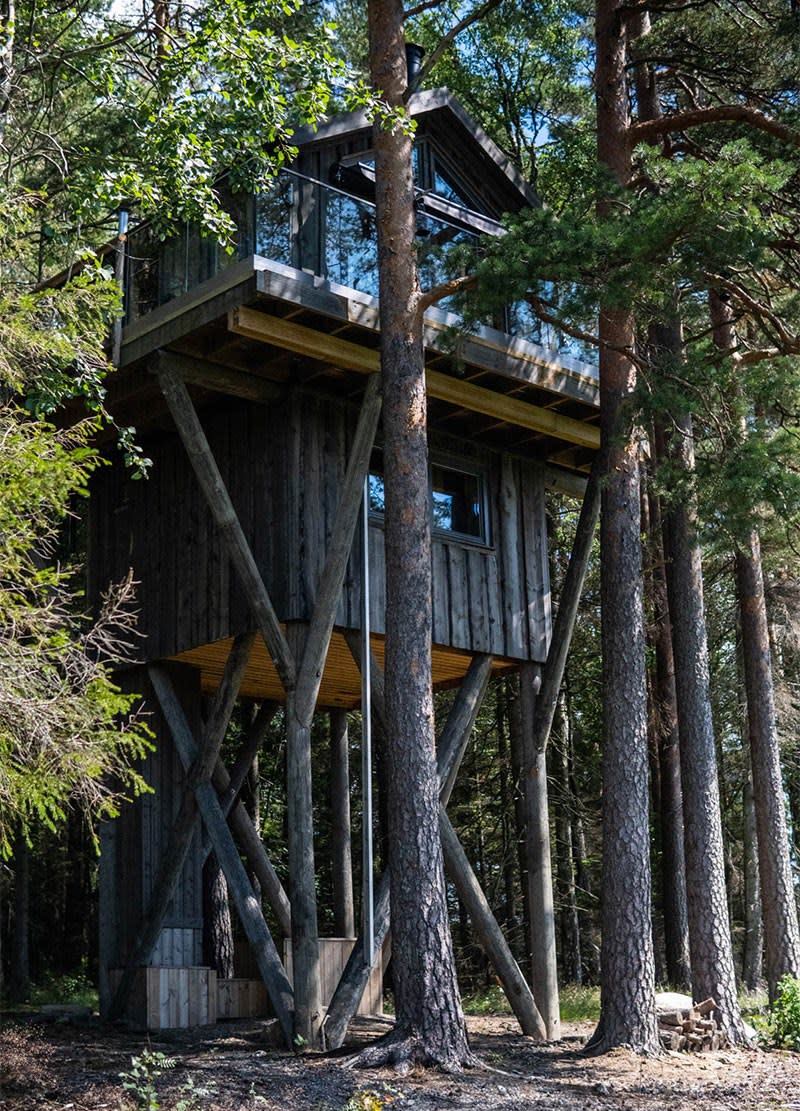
343, 1025, 482, 1074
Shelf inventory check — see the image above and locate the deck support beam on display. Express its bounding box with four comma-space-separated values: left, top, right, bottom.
330, 709, 356, 937
108, 635, 253, 1022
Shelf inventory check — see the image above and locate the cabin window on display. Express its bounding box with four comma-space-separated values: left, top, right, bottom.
368, 451, 489, 545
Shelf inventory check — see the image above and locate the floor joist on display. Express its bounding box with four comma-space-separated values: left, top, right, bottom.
229, 307, 601, 451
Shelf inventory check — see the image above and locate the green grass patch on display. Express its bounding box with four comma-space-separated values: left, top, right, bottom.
29, 971, 98, 1009
559, 984, 600, 1022
461, 985, 512, 1016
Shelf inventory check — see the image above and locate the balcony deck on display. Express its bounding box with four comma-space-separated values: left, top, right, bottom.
115, 254, 599, 483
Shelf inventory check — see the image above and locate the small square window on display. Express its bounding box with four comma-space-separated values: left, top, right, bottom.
368, 451, 489, 545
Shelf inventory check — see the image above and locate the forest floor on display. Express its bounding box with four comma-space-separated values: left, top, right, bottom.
2, 1011, 800, 1111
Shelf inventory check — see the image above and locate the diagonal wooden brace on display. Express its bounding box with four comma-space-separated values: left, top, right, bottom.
155, 353, 296, 690
200, 702, 293, 937
322, 648, 522, 1044
149, 664, 295, 1048
107, 635, 254, 1022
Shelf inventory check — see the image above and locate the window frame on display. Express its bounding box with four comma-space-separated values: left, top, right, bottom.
368, 448, 492, 549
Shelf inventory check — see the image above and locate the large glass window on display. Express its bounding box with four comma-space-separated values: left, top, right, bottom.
368, 450, 489, 545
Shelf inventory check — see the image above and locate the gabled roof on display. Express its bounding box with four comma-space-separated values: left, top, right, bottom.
293, 87, 538, 215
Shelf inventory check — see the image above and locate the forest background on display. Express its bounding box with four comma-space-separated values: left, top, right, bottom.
2, 0, 800, 1060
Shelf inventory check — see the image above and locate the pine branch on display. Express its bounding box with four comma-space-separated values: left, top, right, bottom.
631, 104, 800, 149
418, 272, 477, 313
403, 0, 448, 19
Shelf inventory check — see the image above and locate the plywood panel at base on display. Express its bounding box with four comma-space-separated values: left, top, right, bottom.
283, 937, 384, 1016
171, 629, 512, 709
216, 978, 270, 1019
109, 967, 217, 1029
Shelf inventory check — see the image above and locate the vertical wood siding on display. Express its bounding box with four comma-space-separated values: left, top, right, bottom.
90, 390, 551, 664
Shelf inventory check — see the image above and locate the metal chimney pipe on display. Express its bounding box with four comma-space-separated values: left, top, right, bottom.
405, 43, 425, 91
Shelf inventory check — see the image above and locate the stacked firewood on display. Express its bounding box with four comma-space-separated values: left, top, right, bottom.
657, 997, 727, 1051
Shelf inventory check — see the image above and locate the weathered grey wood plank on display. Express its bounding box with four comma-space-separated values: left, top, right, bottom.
295, 374, 381, 723
155, 356, 296, 689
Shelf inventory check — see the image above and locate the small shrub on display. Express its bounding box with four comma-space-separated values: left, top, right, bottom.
462, 984, 512, 1016
344, 1086, 404, 1111
30, 969, 98, 1008
764, 975, 800, 1051
120, 1049, 176, 1111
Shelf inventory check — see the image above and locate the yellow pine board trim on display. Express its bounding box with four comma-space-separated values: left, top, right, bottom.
229, 307, 600, 451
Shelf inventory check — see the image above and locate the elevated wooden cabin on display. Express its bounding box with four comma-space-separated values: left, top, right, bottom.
94, 88, 599, 1036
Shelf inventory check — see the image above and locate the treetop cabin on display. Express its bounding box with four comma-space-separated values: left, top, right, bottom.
90, 86, 600, 1040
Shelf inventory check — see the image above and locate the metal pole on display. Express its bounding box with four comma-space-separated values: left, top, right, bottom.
361, 476, 374, 967
111, 206, 129, 368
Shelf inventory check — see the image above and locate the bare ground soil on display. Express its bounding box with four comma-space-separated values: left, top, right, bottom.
2, 1013, 800, 1111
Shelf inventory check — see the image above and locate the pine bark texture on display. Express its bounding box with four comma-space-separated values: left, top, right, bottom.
709, 290, 800, 999
741, 772, 764, 991
647, 482, 691, 988
660, 411, 745, 1044
203, 855, 235, 978
587, 0, 659, 1055
358, 0, 472, 1069
736, 535, 800, 995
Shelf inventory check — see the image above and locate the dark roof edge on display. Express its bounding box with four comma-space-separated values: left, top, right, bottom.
292, 87, 538, 208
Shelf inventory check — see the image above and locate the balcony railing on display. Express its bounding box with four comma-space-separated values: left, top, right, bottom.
123, 171, 597, 365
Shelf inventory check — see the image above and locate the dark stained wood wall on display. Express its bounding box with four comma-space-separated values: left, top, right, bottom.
101, 664, 204, 970
90, 388, 551, 665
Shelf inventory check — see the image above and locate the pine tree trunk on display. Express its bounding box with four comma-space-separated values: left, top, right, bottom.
203, 854, 235, 978
657, 400, 745, 1043
555, 696, 582, 985
708, 290, 800, 1000
496, 683, 517, 932
10, 833, 30, 1002
508, 678, 532, 974
742, 771, 764, 991
736, 535, 800, 996
646, 482, 691, 989
356, 0, 472, 1069
587, 0, 659, 1055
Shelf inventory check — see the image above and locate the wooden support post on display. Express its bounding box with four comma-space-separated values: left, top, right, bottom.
98, 817, 117, 1017
109, 638, 254, 1021
330, 709, 355, 938
285, 623, 323, 1048
154, 353, 296, 690
201, 703, 293, 937
520, 662, 560, 1040
532, 461, 600, 755
437, 654, 493, 805
149, 665, 295, 1048
324, 648, 503, 1049
439, 808, 546, 1039
294, 373, 382, 723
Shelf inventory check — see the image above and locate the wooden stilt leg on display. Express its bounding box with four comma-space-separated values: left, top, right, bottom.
439, 808, 546, 1038
520, 663, 560, 1040
149, 664, 295, 1048
109, 638, 253, 1021
330, 709, 355, 938
285, 624, 323, 1048
323, 647, 495, 1049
